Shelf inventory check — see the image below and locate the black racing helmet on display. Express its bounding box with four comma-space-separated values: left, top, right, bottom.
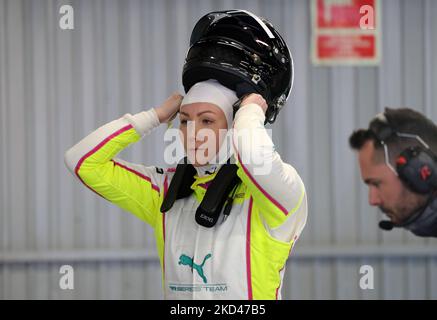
182, 9, 294, 124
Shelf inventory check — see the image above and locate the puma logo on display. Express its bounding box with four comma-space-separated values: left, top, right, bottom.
178, 253, 212, 284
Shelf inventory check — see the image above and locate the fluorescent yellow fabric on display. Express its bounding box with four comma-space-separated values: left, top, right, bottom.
67, 111, 306, 300
76, 127, 162, 228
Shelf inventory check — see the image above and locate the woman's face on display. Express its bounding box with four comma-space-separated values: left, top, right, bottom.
179, 102, 228, 167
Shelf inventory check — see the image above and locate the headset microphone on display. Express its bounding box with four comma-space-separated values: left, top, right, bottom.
379, 220, 394, 231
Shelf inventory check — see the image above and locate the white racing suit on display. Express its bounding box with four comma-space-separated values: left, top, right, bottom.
64, 103, 307, 299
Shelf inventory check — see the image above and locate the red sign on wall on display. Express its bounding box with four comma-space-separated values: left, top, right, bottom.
312, 0, 381, 65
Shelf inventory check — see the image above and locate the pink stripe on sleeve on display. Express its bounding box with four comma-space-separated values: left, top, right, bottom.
112, 160, 160, 193
232, 137, 288, 216
246, 197, 253, 300
74, 124, 134, 198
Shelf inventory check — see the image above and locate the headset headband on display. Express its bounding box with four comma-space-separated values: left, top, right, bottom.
371, 112, 435, 175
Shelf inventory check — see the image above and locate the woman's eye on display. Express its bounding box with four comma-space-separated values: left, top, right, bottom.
202, 119, 213, 125
180, 119, 187, 125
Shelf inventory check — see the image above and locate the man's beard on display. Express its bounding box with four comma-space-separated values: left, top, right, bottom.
379, 188, 428, 225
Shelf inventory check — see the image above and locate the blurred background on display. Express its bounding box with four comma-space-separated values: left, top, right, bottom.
1, 0, 437, 299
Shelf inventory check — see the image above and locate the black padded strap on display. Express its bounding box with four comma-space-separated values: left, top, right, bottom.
195, 163, 241, 228
160, 158, 196, 213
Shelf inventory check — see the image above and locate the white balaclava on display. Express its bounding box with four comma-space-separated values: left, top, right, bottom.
180, 79, 237, 129
180, 79, 238, 172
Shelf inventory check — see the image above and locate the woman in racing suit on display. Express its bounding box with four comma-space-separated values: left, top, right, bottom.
64, 79, 307, 300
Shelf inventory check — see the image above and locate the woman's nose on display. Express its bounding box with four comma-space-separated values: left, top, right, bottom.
186, 121, 205, 144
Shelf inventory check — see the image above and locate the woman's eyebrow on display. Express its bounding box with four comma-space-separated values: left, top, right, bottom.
197, 110, 216, 116
179, 110, 216, 117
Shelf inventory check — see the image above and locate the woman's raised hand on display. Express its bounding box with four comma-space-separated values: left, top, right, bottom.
155, 92, 184, 124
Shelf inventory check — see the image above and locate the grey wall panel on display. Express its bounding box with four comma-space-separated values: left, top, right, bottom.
1, 0, 437, 299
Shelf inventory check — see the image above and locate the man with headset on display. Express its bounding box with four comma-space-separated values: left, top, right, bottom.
349, 108, 437, 237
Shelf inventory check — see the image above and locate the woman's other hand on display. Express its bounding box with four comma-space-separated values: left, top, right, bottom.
240, 93, 267, 114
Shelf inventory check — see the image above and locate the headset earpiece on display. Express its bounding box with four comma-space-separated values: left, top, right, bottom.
396, 147, 437, 194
